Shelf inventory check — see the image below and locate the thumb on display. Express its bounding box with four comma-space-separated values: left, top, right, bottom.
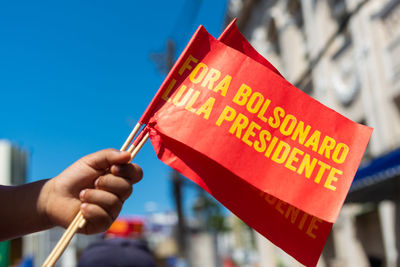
81, 149, 131, 172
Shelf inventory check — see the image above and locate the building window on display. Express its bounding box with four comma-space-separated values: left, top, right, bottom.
394, 94, 400, 113
287, 0, 303, 28
266, 18, 280, 55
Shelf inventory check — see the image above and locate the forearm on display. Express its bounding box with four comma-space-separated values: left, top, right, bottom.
0, 180, 54, 241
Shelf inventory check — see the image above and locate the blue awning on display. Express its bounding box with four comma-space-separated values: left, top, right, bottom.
351, 147, 400, 191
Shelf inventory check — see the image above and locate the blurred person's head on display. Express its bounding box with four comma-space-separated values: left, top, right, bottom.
77, 238, 157, 267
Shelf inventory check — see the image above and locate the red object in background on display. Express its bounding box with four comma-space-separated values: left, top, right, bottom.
107, 218, 145, 238
141, 21, 372, 266
222, 257, 236, 267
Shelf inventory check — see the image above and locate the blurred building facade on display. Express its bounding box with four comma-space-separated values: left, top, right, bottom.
226, 0, 400, 266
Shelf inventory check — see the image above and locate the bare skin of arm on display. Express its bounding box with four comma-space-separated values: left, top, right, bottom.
0, 149, 142, 241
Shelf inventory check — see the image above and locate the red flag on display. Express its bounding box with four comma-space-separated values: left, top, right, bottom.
218, 19, 282, 77
150, 131, 333, 266
142, 24, 372, 266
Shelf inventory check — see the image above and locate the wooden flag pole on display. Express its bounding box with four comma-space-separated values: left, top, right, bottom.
42, 212, 85, 267
130, 132, 149, 160
42, 124, 148, 267
121, 123, 143, 151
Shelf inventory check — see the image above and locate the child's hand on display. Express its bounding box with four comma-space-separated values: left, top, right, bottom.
41, 149, 143, 234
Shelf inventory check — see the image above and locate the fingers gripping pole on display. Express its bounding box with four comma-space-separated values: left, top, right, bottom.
42, 125, 150, 267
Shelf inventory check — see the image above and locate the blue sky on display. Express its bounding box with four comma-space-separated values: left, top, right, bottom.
0, 1, 227, 216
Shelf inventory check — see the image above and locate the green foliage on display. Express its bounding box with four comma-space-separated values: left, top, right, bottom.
192, 192, 229, 232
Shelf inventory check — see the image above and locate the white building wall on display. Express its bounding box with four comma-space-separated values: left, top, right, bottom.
0, 140, 12, 186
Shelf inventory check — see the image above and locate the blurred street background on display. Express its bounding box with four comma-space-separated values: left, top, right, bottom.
1, 0, 400, 266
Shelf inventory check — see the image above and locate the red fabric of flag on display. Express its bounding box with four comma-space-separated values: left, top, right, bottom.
218, 19, 282, 77
142, 23, 372, 266
149, 130, 333, 266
